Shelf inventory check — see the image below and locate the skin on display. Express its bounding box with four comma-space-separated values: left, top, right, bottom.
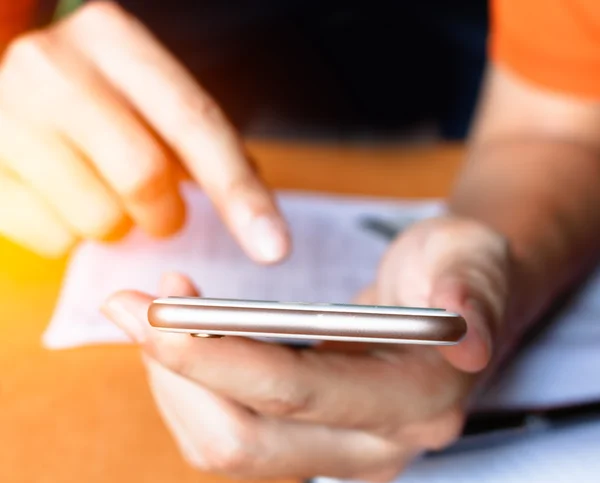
5, 1, 600, 481
0, 2, 289, 262
103, 244, 505, 481
103, 65, 600, 480
453, 65, 600, 355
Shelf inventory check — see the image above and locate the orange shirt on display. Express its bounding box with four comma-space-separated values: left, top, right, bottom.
0, 1, 37, 49
491, 0, 600, 99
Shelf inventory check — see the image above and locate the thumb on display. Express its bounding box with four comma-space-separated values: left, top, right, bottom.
101, 272, 200, 343
430, 274, 494, 373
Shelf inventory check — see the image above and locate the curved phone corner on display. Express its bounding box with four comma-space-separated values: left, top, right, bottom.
454, 315, 469, 344
147, 301, 164, 328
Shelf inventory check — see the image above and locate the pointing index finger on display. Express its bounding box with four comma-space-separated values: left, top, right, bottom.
61, 3, 290, 262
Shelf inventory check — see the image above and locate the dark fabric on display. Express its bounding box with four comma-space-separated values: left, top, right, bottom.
44, 0, 489, 139
34, 0, 60, 26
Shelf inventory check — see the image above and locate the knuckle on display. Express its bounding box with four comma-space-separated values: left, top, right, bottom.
203, 444, 253, 475
75, 1, 129, 24
254, 380, 313, 418
189, 94, 222, 125
121, 153, 172, 204
258, 392, 310, 418
81, 207, 127, 241
148, 338, 194, 378
395, 408, 465, 452
225, 169, 261, 199
251, 352, 318, 418
0, 32, 77, 113
3, 32, 50, 67
59, 1, 137, 46
425, 410, 465, 450
169, 94, 227, 148
200, 427, 258, 475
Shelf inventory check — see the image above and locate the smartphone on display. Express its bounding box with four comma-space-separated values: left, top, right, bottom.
148, 297, 467, 345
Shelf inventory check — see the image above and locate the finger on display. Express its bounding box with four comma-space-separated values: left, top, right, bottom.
144, 354, 222, 469
0, 114, 129, 241
60, 2, 290, 263
354, 285, 377, 305
144, 355, 255, 472
397, 406, 464, 452
430, 276, 493, 373
351, 466, 410, 483
256, 420, 404, 480
102, 291, 468, 436
0, 32, 185, 238
423, 220, 510, 373
145, 356, 405, 480
158, 272, 200, 298
0, 169, 76, 257
101, 272, 200, 343
121, 277, 401, 478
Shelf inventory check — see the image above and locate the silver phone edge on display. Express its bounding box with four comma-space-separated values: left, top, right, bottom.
154, 327, 459, 345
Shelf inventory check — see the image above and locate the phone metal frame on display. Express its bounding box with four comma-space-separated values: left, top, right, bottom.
148, 297, 467, 345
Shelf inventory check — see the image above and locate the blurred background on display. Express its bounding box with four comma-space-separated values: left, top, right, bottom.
36, 0, 489, 141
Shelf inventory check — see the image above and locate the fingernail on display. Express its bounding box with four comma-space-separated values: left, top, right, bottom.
230, 199, 289, 263
101, 298, 146, 343
249, 215, 288, 263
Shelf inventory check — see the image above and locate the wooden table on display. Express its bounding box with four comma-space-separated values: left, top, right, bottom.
0, 141, 463, 483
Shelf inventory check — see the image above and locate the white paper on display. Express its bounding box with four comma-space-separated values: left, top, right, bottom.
44, 185, 600, 412
44, 185, 442, 349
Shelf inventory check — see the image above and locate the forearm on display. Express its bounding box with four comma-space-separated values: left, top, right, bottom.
450, 136, 600, 348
